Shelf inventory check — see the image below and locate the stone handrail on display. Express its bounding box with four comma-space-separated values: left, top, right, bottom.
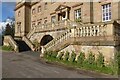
44, 21, 117, 51
26, 28, 35, 38
36, 19, 68, 28
35, 19, 71, 32
73, 21, 115, 37
22, 36, 34, 51
27, 19, 72, 39
4, 35, 18, 52
44, 29, 72, 51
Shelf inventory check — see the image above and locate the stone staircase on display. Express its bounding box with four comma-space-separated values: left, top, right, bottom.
3, 35, 19, 52
22, 36, 34, 51
4, 36, 32, 52
43, 20, 120, 53
5, 19, 119, 54
15, 39, 31, 52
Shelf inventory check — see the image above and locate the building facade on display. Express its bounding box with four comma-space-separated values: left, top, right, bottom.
14, 1, 120, 37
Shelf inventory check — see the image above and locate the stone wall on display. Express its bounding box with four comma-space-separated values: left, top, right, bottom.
15, 3, 31, 37
58, 45, 116, 64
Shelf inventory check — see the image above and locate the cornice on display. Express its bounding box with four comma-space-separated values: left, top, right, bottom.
72, 3, 83, 8
14, 2, 31, 11
30, 2, 39, 6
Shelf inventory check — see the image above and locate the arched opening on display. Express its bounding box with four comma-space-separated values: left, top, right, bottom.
40, 35, 53, 46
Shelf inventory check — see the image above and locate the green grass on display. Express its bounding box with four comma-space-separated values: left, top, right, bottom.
43, 52, 118, 75
0, 46, 14, 51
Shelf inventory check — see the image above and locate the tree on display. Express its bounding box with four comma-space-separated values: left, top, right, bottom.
4, 23, 14, 37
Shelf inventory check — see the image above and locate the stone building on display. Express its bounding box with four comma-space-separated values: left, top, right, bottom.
14, 1, 120, 37
4, 1, 120, 63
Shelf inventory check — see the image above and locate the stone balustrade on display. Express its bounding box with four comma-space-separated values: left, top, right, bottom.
72, 21, 115, 38
27, 19, 71, 39
26, 28, 36, 38
44, 29, 71, 50
36, 19, 69, 29
3, 35, 19, 52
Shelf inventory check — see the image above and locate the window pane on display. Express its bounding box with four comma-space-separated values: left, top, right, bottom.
109, 15, 111, 19
102, 3, 111, 21
102, 5, 105, 9
106, 9, 108, 13
106, 17, 108, 20
103, 18, 105, 21
106, 13, 108, 16
109, 3, 111, 7
75, 9, 81, 20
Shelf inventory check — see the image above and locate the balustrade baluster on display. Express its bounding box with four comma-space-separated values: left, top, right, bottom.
93, 26, 96, 36
63, 34, 65, 40
99, 25, 103, 36
57, 38, 59, 44
65, 33, 67, 40
80, 28, 82, 37
74, 28, 76, 37
62, 35, 64, 41
42, 24, 44, 29
53, 41, 55, 47
89, 26, 92, 36
83, 27, 85, 37
96, 25, 100, 36
60, 36, 62, 42
85, 27, 87, 36
86, 27, 89, 36
64, 34, 66, 40
81, 27, 83, 37
77, 28, 79, 37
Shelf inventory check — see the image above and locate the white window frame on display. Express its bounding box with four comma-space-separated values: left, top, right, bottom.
51, 0, 56, 4
44, 2, 47, 10
32, 22, 36, 28
102, 3, 111, 22
38, 6, 41, 12
18, 11, 21, 17
62, 12, 66, 20
51, 16, 56, 23
32, 8, 35, 14
38, 21, 41, 25
74, 8, 81, 20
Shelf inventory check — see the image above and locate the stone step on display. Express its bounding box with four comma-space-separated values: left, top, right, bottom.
15, 39, 31, 52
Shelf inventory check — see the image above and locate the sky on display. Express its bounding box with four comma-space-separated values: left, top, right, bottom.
1, 2, 15, 22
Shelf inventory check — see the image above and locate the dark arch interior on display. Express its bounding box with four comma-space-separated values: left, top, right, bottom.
40, 35, 53, 46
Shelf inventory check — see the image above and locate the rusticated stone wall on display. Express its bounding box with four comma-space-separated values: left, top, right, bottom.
58, 45, 116, 64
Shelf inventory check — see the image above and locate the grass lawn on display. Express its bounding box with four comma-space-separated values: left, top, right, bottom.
0, 46, 13, 51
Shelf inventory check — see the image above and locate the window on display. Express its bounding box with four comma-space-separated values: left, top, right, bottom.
32, 23, 36, 27
44, 20, 47, 24
18, 11, 21, 17
74, 8, 81, 20
32, 8, 35, 14
51, 0, 56, 4
38, 6, 41, 12
51, 16, 56, 23
102, 3, 111, 22
17, 22, 21, 33
44, 2, 47, 10
38, 22, 41, 25
62, 12, 66, 20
